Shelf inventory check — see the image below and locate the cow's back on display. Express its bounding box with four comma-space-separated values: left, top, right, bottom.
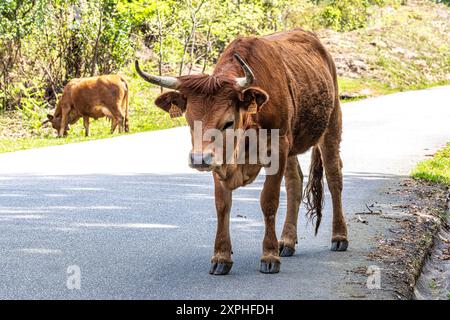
68, 75, 127, 118
267, 29, 338, 154
219, 29, 338, 155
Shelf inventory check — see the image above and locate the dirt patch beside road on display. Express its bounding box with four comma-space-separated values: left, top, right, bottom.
365, 179, 448, 299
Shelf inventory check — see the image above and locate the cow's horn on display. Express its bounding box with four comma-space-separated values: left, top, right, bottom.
234, 53, 255, 89
135, 60, 180, 89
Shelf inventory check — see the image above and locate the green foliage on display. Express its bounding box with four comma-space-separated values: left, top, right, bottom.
320, 6, 342, 31
319, 0, 403, 31
436, 0, 450, 6
1, 0, 322, 113
321, 0, 371, 31
1, 0, 404, 113
16, 84, 49, 131
370, 0, 402, 7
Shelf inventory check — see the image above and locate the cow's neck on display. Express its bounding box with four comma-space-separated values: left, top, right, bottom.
216, 163, 261, 191
215, 112, 262, 190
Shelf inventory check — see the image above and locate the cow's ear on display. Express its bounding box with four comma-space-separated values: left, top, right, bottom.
155, 91, 187, 118
237, 87, 269, 114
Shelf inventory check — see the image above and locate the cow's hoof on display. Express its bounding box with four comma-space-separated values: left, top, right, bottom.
280, 246, 295, 257
331, 240, 348, 251
209, 262, 233, 275
260, 260, 280, 274
279, 244, 295, 257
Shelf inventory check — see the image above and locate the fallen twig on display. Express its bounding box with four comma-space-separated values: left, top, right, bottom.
354, 203, 382, 215
357, 215, 368, 224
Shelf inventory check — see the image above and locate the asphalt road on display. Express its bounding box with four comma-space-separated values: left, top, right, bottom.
0, 86, 449, 299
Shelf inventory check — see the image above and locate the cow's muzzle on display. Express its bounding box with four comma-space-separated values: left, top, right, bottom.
189, 151, 215, 171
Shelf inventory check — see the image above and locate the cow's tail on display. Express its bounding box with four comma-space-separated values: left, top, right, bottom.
121, 76, 129, 132
303, 146, 324, 235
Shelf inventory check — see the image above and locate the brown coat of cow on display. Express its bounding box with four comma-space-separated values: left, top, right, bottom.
45, 75, 129, 137
136, 28, 348, 275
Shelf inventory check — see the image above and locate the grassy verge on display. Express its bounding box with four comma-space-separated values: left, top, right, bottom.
338, 77, 396, 100
338, 77, 449, 101
412, 142, 450, 185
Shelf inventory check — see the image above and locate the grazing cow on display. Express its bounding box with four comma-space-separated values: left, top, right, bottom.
43, 75, 129, 137
136, 28, 348, 275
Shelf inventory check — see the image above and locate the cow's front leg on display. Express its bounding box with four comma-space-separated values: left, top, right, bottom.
260, 143, 287, 274
210, 172, 233, 275
58, 108, 69, 138
110, 118, 118, 134
279, 155, 303, 257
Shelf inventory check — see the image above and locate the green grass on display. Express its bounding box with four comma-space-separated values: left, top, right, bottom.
338, 77, 396, 100
338, 77, 449, 101
429, 279, 438, 290
412, 142, 450, 185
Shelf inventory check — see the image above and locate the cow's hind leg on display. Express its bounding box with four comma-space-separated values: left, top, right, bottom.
117, 113, 124, 133
83, 117, 90, 137
109, 107, 124, 134
279, 156, 303, 257
116, 103, 126, 133
110, 118, 118, 134
210, 173, 233, 275
123, 92, 129, 133
319, 106, 348, 251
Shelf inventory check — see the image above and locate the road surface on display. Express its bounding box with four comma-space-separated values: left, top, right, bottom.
0, 86, 449, 299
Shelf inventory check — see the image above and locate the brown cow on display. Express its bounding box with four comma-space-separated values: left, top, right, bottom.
136, 28, 348, 275
43, 75, 129, 137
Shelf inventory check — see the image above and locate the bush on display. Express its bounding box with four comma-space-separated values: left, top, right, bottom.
321, 0, 371, 31
321, 6, 342, 31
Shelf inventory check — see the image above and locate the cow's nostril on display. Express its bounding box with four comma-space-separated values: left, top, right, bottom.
202, 152, 213, 165
190, 152, 203, 166
189, 152, 214, 168
222, 121, 234, 131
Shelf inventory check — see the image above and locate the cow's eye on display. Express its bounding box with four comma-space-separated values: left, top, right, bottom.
222, 121, 234, 130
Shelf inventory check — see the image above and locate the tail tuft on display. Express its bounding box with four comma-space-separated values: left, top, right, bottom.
303, 146, 324, 235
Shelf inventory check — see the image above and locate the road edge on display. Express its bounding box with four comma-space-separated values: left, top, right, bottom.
367, 179, 449, 299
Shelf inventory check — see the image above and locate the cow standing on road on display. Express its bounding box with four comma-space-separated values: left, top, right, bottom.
43, 75, 129, 137
136, 28, 348, 275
